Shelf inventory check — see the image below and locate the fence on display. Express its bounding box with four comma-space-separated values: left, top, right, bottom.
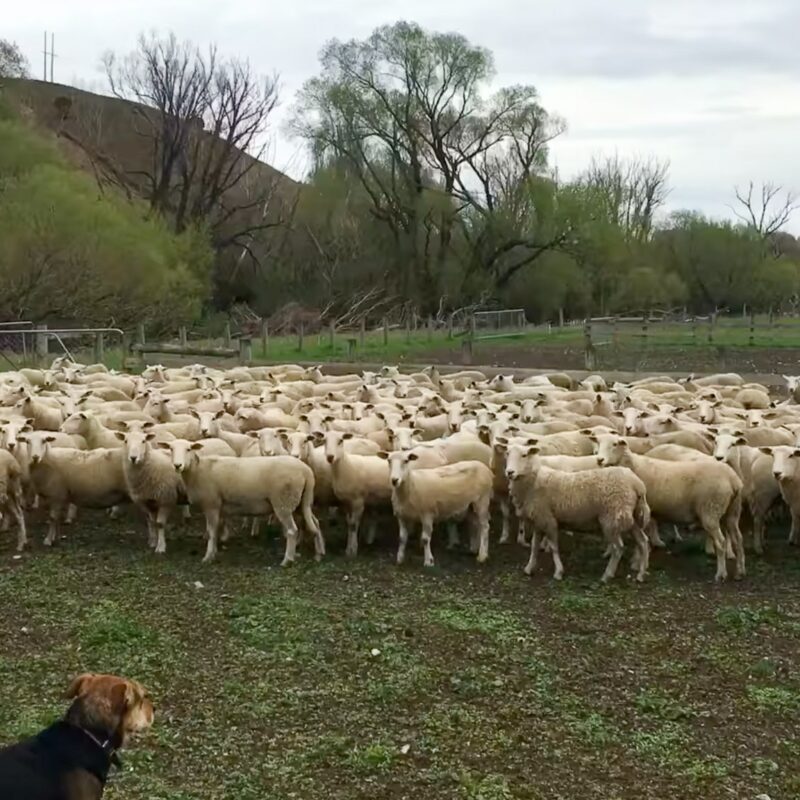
0, 325, 127, 368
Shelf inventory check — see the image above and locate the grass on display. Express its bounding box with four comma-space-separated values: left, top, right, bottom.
1, 511, 800, 799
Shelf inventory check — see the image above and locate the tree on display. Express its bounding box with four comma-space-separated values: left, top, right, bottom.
0, 39, 29, 79
291, 21, 567, 310
102, 32, 284, 265
579, 154, 670, 242
732, 181, 799, 241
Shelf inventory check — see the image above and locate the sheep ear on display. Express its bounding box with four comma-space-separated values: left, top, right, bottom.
588, 434, 598, 443
342, 432, 354, 440
525, 438, 538, 445
142, 421, 155, 429
145, 433, 156, 442
246, 431, 259, 438
214, 410, 224, 419
736, 436, 747, 445
376, 451, 389, 460
526, 446, 540, 456
495, 436, 508, 446
759, 446, 773, 455
305, 434, 317, 443
578, 428, 594, 435
323, 416, 335, 423
25, 418, 35, 427
21, 424, 33, 433
114, 431, 126, 441
190, 442, 204, 450
612, 411, 624, 418
407, 452, 419, 461
299, 414, 309, 422
78, 412, 88, 420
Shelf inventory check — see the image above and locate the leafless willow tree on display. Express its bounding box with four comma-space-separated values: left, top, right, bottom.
580, 154, 670, 242
732, 181, 799, 240
102, 32, 284, 258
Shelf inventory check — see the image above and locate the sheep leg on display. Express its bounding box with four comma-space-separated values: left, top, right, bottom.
202, 507, 221, 563
144, 508, 158, 549
498, 497, 511, 544
447, 523, 460, 549
601, 536, 624, 583
421, 517, 435, 567
44, 504, 61, 547
10, 500, 27, 552
475, 504, 490, 564
0, 513, 8, 532
646, 520, 667, 549
724, 496, 746, 579
248, 517, 259, 538
154, 505, 169, 555
345, 503, 363, 558
672, 524, 683, 543
277, 511, 299, 567
396, 518, 410, 565
181, 505, 191, 522
516, 518, 528, 547
523, 529, 541, 576
107, 505, 119, 521
548, 533, 565, 581
65, 503, 78, 525
365, 517, 377, 546
789, 510, 800, 546
701, 518, 728, 582
631, 527, 650, 582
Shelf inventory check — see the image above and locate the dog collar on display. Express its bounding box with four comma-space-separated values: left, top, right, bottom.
75, 725, 122, 769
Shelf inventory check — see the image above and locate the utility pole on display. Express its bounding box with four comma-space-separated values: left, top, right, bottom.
50, 32, 55, 82
43, 31, 47, 81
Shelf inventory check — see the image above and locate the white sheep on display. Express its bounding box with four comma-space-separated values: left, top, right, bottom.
594, 434, 745, 581
0, 449, 27, 551
378, 450, 493, 566
505, 443, 650, 582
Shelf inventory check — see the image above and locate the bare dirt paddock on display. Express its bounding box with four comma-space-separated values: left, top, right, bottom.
0, 509, 798, 800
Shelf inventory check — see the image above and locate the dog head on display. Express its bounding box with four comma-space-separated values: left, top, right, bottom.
65, 673, 154, 746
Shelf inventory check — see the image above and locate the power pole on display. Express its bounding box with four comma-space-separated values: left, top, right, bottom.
50, 32, 55, 82
43, 31, 47, 81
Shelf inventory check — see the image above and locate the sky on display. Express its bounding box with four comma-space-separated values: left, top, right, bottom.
6, 0, 800, 232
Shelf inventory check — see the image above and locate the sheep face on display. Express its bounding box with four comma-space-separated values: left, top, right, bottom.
712, 432, 746, 463
695, 398, 719, 425
23, 432, 57, 464
594, 435, 628, 467
119, 430, 156, 466
166, 439, 203, 472
284, 432, 315, 461
388, 427, 421, 451
323, 431, 352, 464
0, 420, 32, 452
383, 451, 419, 488
766, 446, 800, 482
195, 410, 224, 437
620, 407, 644, 435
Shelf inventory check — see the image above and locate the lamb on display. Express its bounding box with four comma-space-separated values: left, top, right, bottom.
378, 450, 493, 566
116, 430, 187, 553
173, 448, 323, 565
324, 430, 392, 557
593, 434, 745, 581
27, 439, 128, 546
504, 444, 650, 582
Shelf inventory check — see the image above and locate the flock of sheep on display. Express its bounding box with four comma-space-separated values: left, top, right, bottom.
1, 357, 799, 582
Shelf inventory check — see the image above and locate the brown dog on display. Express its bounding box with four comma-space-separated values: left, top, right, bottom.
0, 673, 154, 799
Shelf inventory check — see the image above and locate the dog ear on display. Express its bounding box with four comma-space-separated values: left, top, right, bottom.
110, 681, 135, 714
66, 673, 95, 699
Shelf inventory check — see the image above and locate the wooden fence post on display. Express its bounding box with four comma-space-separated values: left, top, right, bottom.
708, 313, 715, 344
137, 322, 146, 346
749, 312, 755, 346
239, 337, 252, 365
583, 320, 596, 370
121, 332, 130, 370
34, 324, 48, 364
691, 317, 697, 345
405, 318, 411, 344
329, 322, 336, 350
611, 316, 618, 346
94, 332, 105, 364
447, 314, 454, 340
359, 318, 366, 348
298, 322, 304, 352
558, 308, 564, 329
383, 317, 389, 346
427, 317, 433, 342
261, 321, 269, 357
224, 321, 232, 348
461, 337, 473, 365
642, 314, 649, 344
179, 326, 187, 347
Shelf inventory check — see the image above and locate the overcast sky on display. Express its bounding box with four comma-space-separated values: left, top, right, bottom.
7, 0, 800, 231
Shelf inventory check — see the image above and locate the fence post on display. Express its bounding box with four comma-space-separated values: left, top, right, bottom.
261, 321, 269, 357
383, 316, 389, 346
691, 316, 697, 345
583, 320, 596, 371
768, 306, 774, 327
447, 314, 453, 340
329, 322, 336, 350
405, 318, 411, 344
708, 313, 715, 344
359, 317, 366, 348
558, 308, 564, 329
461, 337, 473, 365
179, 326, 187, 348
137, 322, 146, 346
34, 324, 48, 365
224, 321, 232, 348
749, 311, 755, 346
742, 303, 747, 320
239, 337, 252, 365
121, 332, 130, 370
611, 316, 618, 346
298, 322, 304, 352
642, 314, 649, 344
94, 332, 105, 364
427, 317, 433, 342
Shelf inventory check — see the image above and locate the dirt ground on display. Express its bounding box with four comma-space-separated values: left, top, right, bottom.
0, 510, 798, 800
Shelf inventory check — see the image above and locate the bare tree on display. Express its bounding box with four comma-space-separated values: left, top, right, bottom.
102, 32, 282, 255
580, 154, 670, 241
732, 180, 799, 239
